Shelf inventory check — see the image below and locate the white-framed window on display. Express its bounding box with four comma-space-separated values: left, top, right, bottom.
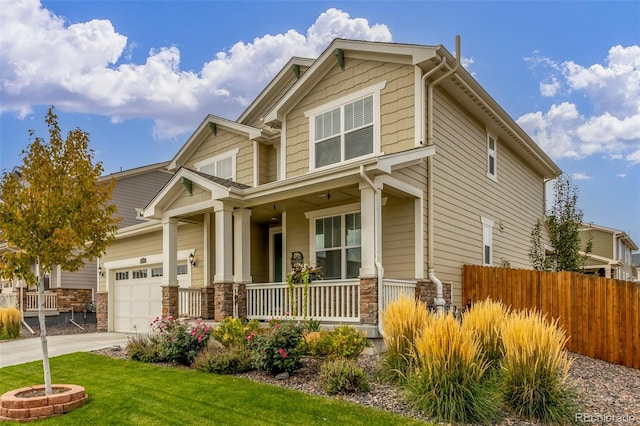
115, 271, 129, 281
177, 264, 188, 275
151, 267, 163, 277
306, 81, 386, 170
487, 133, 497, 181
132, 269, 147, 279
481, 217, 494, 265
306, 203, 362, 280
194, 148, 239, 180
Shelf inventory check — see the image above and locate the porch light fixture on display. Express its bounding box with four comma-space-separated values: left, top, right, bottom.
98, 266, 104, 277
189, 252, 196, 267
290, 251, 304, 268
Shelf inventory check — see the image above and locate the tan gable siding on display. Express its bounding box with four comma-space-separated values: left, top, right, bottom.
184, 129, 254, 187
259, 142, 277, 184
99, 223, 204, 292
429, 88, 547, 305
381, 196, 415, 279
285, 207, 310, 261
165, 185, 210, 212
111, 170, 173, 228
582, 229, 613, 258
284, 58, 416, 178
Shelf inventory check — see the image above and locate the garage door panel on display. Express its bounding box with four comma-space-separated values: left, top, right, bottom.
113, 266, 163, 333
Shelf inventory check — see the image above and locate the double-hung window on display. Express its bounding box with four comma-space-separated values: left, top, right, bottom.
306, 81, 385, 170
194, 148, 239, 180
312, 211, 362, 279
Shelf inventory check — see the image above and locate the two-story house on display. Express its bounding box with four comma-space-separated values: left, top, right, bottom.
96, 38, 561, 335
580, 223, 638, 281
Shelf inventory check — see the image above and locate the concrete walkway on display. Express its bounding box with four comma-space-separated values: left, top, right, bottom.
0, 333, 129, 368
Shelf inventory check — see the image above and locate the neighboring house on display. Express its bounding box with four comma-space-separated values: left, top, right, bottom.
632, 253, 640, 282
580, 223, 639, 281
97, 38, 561, 334
0, 162, 172, 320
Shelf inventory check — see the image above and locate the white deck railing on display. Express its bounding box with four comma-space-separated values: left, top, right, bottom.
179, 288, 201, 318
0, 293, 17, 309
382, 279, 417, 309
25, 292, 57, 311
246, 279, 360, 322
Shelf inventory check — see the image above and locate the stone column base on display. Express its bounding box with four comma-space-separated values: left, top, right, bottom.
416, 279, 452, 307
214, 282, 234, 321
234, 283, 247, 320
162, 286, 179, 319
95, 292, 108, 332
200, 287, 215, 320
359, 276, 378, 326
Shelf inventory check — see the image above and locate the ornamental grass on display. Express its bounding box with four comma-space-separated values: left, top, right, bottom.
407, 312, 500, 424
380, 294, 432, 383
500, 309, 577, 423
461, 298, 508, 369
0, 306, 21, 339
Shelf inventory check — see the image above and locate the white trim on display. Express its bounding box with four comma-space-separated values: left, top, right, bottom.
194, 147, 240, 181
269, 227, 283, 282
481, 217, 494, 265
280, 124, 287, 180
104, 249, 194, 270
415, 197, 424, 279
304, 202, 361, 221
253, 141, 259, 187
414, 66, 423, 147
305, 81, 386, 172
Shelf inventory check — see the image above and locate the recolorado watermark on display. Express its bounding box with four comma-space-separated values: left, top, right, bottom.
575, 413, 637, 423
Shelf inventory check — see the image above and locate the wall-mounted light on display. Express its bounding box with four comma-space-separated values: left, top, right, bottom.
189, 252, 196, 267
290, 251, 304, 268
98, 266, 104, 277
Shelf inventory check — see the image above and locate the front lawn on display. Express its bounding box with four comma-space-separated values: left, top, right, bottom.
0, 353, 424, 425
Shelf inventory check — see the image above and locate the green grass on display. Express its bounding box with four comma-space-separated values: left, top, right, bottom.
0, 353, 425, 425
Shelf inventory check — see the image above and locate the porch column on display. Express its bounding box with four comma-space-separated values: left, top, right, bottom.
161, 217, 179, 319
359, 183, 377, 277
213, 201, 234, 320
200, 212, 215, 319
233, 208, 252, 283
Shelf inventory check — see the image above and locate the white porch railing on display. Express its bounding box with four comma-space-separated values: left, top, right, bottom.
25, 292, 57, 311
179, 288, 201, 318
382, 279, 417, 309
246, 279, 360, 322
0, 293, 17, 309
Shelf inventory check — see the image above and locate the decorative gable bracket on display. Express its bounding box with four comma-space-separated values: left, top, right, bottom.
334, 48, 345, 70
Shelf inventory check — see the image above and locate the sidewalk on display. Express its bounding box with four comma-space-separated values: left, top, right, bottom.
0, 333, 129, 368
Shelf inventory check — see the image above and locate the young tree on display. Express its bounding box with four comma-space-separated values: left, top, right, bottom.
529, 173, 591, 272
0, 106, 119, 395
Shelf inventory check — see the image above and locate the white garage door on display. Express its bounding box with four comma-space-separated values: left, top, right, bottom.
113, 266, 163, 333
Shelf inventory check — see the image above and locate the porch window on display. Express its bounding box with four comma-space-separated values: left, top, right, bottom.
306, 81, 385, 171
314, 212, 361, 279
194, 148, 239, 180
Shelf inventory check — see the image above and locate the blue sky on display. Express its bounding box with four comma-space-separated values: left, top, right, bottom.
1, 0, 639, 244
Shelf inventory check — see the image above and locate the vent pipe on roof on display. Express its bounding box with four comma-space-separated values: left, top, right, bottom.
423, 35, 461, 314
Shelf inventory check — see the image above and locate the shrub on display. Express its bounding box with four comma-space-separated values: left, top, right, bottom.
380, 295, 432, 383
0, 307, 21, 340
194, 344, 253, 374
461, 298, 508, 369
319, 358, 370, 395
151, 316, 212, 366
406, 312, 500, 424
211, 316, 260, 348
250, 321, 304, 375
308, 325, 369, 359
303, 317, 321, 332
500, 309, 577, 423
127, 335, 161, 363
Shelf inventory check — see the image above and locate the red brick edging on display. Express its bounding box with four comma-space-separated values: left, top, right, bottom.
0, 384, 87, 422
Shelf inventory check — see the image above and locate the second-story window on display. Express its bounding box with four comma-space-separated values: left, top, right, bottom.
194, 148, 239, 180
487, 133, 497, 181
306, 81, 385, 171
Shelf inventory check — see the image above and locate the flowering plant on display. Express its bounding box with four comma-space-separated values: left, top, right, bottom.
150, 315, 211, 365
249, 321, 305, 375
286, 262, 321, 318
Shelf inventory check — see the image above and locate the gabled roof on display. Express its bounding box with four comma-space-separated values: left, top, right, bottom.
167, 115, 263, 172
99, 161, 171, 181
581, 223, 639, 251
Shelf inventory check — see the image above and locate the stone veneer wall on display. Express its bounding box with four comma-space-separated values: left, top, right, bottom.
161, 286, 179, 319
416, 279, 452, 307
200, 287, 215, 320
359, 277, 378, 325
49, 288, 93, 312
214, 282, 234, 321
95, 292, 108, 332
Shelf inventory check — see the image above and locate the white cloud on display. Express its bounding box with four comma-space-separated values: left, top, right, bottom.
616, 173, 627, 178
0, 2, 391, 138
571, 172, 591, 180
519, 45, 640, 165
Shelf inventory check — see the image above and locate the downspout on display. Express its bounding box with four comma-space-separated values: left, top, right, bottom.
359, 165, 384, 336
424, 36, 461, 313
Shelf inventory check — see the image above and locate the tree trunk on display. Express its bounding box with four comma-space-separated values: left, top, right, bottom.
38, 273, 53, 395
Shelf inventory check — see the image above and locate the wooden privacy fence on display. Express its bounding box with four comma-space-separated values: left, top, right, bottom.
463, 265, 640, 369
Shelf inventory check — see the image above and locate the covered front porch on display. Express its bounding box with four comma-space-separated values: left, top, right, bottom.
139, 149, 437, 335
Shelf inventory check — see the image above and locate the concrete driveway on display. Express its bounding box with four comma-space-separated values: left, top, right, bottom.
0, 333, 129, 368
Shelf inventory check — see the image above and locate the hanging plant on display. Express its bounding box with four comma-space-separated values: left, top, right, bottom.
286, 263, 322, 318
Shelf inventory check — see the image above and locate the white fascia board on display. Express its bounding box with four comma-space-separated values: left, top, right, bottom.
115, 220, 163, 239
104, 248, 194, 270
376, 145, 436, 173
581, 251, 623, 266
